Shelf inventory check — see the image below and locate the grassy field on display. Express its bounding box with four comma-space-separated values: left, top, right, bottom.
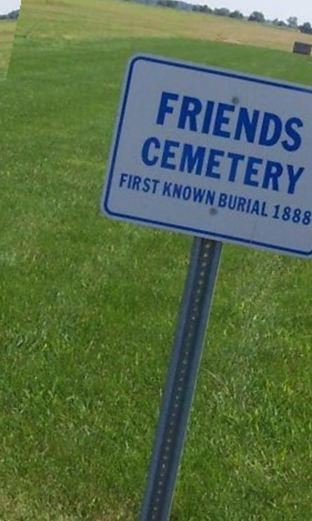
0, 0, 311, 519
0, 21, 17, 79
18, 0, 312, 51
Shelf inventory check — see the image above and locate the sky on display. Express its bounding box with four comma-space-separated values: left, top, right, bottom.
0, 0, 20, 15
0, 0, 310, 22
186, 0, 311, 23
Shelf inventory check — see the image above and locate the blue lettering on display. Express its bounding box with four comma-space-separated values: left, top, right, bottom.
286, 165, 305, 194
142, 178, 151, 193
237, 197, 247, 212
182, 186, 192, 200
142, 137, 160, 166
180, 144, 205, 175
282, 117, 303, 152
213, 103, 235, 138
163, 182, 172, 197
201, 101, 215, 134
205, 190, 216, 205
172, 183, 182, 199
250, 200, 260, 215
178, 96, 202, 131
262, 161, 283, 191
228, 152, 245, 182
119, 173, 128, 187
244, 157, 263, 187
234, 107, 260, 143
218, 193, 227, 207
161, 140, 180, 170
157, 92, 179, 125
193, 186, 206, 203
228, 195, 238, 210
206, 149, 225, 179
131, 176, 141, 190
259, 112, 282, 147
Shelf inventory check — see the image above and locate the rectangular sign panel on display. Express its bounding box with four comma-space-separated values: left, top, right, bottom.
102, 55, 312, 257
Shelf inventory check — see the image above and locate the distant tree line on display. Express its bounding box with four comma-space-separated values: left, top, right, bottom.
0, 10, 20, 21
126, 1, 312, 34
299, 22, 312, 35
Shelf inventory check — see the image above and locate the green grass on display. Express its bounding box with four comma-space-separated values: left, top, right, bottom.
0, 1, 311, 519
0, 21, 17, 79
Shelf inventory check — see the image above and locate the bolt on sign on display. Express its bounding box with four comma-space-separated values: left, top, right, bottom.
103, 55, 312, 258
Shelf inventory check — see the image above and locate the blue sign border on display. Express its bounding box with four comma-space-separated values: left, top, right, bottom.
103, 54, 312, 257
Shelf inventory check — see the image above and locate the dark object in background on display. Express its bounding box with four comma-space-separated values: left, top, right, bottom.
293, 42, 312, 55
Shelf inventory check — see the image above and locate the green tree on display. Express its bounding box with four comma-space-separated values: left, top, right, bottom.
200, 5, 213, 14
229, 10, 244, 20
248, 11, 265, 23
287, 16, 298, 28
192, 4, 212, 13
214, 7, 230, 17
157, 0, 178, 8
299, 22, 312, 34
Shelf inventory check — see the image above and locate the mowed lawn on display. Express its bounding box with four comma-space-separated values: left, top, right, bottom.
0, 21, 17, 79
0, 0, 311, 520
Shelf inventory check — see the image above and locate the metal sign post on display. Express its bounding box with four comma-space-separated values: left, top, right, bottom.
139, 238, 222, 521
